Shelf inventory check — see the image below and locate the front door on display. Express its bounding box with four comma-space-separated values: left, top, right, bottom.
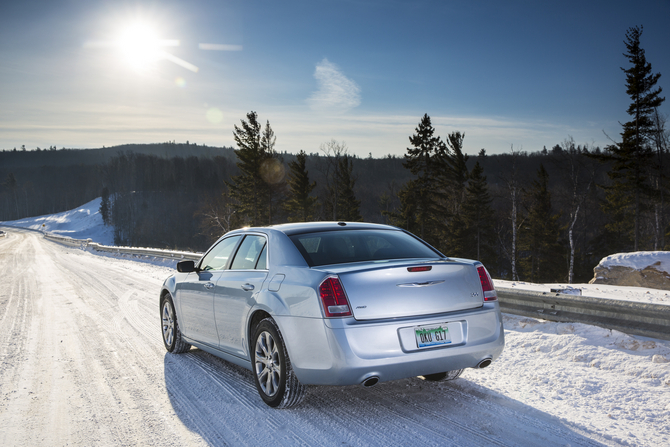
214, 235, 268, 357
177, 235, 241, 346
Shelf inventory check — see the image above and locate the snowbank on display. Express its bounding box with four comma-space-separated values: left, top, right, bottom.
1, 197, 114, 245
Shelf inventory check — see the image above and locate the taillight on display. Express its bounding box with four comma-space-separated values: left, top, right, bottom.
319, 276, 352, 317
477, 266, 497, 301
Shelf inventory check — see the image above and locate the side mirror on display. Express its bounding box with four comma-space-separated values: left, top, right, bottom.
177, 260, 197, 273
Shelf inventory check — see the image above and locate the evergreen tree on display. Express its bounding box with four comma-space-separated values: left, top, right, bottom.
455, 161, 496, 267
4, 173, 19, 219
258, 120, 285, 223
443, 131, 469, 213
622, 26, 665, 156
335, 155, 362, 221
442, 132, 470, 253
284, 150, 318, 222
228, 112, 280, 226
100, 187, 111, 225
519, 165, 564, 283
599, 26, 665, 250
319, 139, 348, 220
392, 114, 446, 247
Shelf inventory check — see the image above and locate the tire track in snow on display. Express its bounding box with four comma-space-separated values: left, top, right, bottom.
182, 351, 322, 446
359, 383, 510, 447
431, 381, 609, 447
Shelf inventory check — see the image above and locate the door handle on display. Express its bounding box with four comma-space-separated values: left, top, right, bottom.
241, 283, 255, 292
204, 282, 215, 290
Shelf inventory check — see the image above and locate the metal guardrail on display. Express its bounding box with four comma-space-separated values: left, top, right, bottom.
16, 228, 670, 341
497, 287, 670, 341
87, 242, 202, 261
42, 232, 202, 261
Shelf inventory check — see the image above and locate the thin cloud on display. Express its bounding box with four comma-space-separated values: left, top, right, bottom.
308, 58, 361, 112
198, 43, 243, 51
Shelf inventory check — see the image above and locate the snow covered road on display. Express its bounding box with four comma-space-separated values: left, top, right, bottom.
1, 229, 668, 446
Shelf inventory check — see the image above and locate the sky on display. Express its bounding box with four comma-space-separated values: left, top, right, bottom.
1, 0, 669, 157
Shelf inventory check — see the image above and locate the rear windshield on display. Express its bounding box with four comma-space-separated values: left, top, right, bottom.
289, 229, 441, 267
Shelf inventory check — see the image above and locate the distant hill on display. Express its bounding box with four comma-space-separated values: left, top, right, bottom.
0, 142, 237, 169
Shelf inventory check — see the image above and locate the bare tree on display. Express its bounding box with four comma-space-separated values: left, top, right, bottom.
652, 109, 669, 249
196, 189, 237, 239
500, 145, 522, 281
557, 137, 595, 283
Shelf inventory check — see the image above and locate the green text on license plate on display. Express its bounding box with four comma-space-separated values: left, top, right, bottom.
415, 324, 451, 348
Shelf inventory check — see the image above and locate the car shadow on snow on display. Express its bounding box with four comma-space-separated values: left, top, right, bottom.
164, 349, 612, 447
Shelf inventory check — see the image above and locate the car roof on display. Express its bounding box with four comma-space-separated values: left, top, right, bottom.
237, 221, 402, 236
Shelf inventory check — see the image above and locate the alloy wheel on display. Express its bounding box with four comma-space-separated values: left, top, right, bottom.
255, 331, 281, 397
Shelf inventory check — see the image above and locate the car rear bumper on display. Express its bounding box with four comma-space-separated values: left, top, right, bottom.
275, 302, 505, 386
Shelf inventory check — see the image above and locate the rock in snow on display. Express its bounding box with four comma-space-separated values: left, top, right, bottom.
590, 251, 670, 290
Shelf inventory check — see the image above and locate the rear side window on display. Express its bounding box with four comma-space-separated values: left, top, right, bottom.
289, 230, 440, 267
231, 235, 267, 270
200, 235, 241, 271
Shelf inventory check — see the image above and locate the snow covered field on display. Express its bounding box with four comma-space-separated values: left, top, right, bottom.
2, 197, 114, 245
2, 203, 670, 446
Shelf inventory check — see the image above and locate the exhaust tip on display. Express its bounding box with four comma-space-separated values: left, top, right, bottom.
477, 358, 492, 369
361, 376, 379, 387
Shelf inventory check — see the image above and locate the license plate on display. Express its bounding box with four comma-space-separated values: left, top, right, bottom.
415, 324, 451, 348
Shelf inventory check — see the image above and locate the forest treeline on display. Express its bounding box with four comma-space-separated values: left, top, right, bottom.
0, 134, 666, 283
1, 25, 667, 284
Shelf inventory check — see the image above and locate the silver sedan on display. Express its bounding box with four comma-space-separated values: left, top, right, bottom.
160, 222, 504, 408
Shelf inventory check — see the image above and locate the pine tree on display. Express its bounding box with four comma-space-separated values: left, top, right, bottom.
284, 150, 318, 222
599, 25, 665, 250
442, 132, 470, 253
519, 165, 564, 283
392, 114, 446, 247
100, 187, 111, 225
622, 26, 665, 155
228, 112, 280, 226
335, 155, 362, 221
258, 120, 284, 223
319, 139, 348, 220
443, 131, 469, 214
4, 173, 19, 219
456, 161, 496, 267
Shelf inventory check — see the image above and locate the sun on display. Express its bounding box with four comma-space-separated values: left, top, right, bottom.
114, 22, 172, 72
84, 18, 203, 74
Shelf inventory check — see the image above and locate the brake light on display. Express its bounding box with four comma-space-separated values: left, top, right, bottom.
319, 276, 352, 317
477, 266, 497, 301
407, 266, 432, 272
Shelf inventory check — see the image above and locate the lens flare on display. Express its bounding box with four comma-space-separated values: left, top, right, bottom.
206, 107, 223, 124
260, 159, 285, 184
175, 77, 186, 88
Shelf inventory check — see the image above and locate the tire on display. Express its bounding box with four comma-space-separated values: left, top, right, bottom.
161, 294, 191, 354
252, 318, 306, 408
422, 369, 463, 382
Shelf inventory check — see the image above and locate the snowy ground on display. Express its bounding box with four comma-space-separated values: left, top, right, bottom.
2, 202, 670, 446
1, 197, 114, 245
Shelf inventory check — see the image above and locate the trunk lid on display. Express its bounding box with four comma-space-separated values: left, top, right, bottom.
324, 259, 484, 320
